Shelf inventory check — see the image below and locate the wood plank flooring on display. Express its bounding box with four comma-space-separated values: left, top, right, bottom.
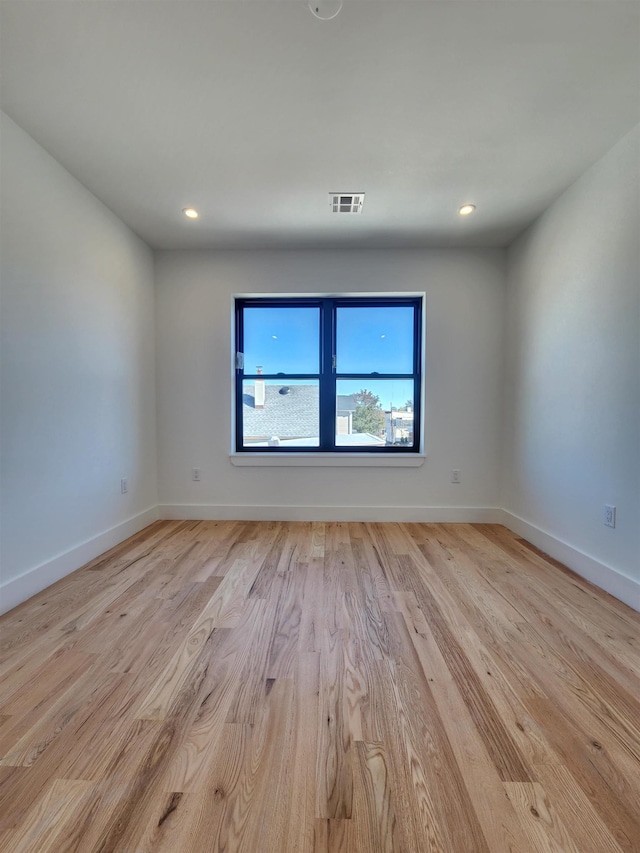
0, 520, 638, 852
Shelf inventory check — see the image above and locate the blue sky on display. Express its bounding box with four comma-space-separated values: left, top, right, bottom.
244, 306, 413, 372
336, 378, 414, 408
244, 307, 320, 373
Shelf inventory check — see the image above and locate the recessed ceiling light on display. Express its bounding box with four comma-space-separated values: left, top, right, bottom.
308, 1, 343, 21
183, 208, 199, 219
458, 204, 476, 216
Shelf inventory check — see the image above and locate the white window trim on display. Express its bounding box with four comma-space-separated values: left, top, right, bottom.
231, 291, 426, 464
229, 452, 425, 467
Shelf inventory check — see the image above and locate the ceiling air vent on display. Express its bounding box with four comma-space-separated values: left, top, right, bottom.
330, 193, 365, 214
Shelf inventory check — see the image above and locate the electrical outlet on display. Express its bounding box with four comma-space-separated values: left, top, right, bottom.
604, 504, 616, 528
451, 469, 461, 484
192, 467, 201, 482
120, 478, 128, 494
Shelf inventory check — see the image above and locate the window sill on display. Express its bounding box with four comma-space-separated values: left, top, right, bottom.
230, 453, 425, 467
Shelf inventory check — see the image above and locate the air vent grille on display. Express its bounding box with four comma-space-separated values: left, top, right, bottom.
330, 193, 364, 214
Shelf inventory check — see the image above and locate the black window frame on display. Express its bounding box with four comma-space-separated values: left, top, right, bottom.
234, 295, 423, 453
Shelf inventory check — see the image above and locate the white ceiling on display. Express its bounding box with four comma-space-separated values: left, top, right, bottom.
1, 0, 639, 249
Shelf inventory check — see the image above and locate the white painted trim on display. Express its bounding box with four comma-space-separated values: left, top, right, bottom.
234, 291, 425, 299
0, 506, 160, 615
3, 503, 635, 617
159, 504, 501, 523
498, 509, 640, 613
230, 453, 425, 467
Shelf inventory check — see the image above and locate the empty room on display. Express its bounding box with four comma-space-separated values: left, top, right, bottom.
0, 1, 639, 851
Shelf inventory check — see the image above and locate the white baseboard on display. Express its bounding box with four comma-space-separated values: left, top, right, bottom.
0, 506, 160, 616
159, 503, 502, 524
498, 509, 639, 612
4, 504, 635, 616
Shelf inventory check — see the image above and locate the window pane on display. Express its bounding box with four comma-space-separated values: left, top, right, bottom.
336, 305, 414, 374
336, 379, 415, 447
243, 307, 319, 374
242, 380, 319, 447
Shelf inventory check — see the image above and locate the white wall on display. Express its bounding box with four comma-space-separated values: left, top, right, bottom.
155, 248, 506, 519
3, 109, 636, 613
0, 112, 158, 611
503, 125, 640, 596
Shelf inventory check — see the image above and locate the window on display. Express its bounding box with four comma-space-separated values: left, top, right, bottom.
234, 296, 423, 453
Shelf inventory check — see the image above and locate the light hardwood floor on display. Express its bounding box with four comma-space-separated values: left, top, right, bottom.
0, 521, 638, 852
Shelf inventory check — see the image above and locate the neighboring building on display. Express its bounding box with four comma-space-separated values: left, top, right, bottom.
243, 383, 318, 444
336, 394, 357, 436
383, 408, 414, 445
242, 384, 384, 446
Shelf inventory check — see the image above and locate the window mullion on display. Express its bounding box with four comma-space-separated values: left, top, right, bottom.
319, 299, 335, 451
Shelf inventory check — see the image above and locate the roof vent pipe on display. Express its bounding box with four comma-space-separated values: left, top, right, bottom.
255, 366, 265, 409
